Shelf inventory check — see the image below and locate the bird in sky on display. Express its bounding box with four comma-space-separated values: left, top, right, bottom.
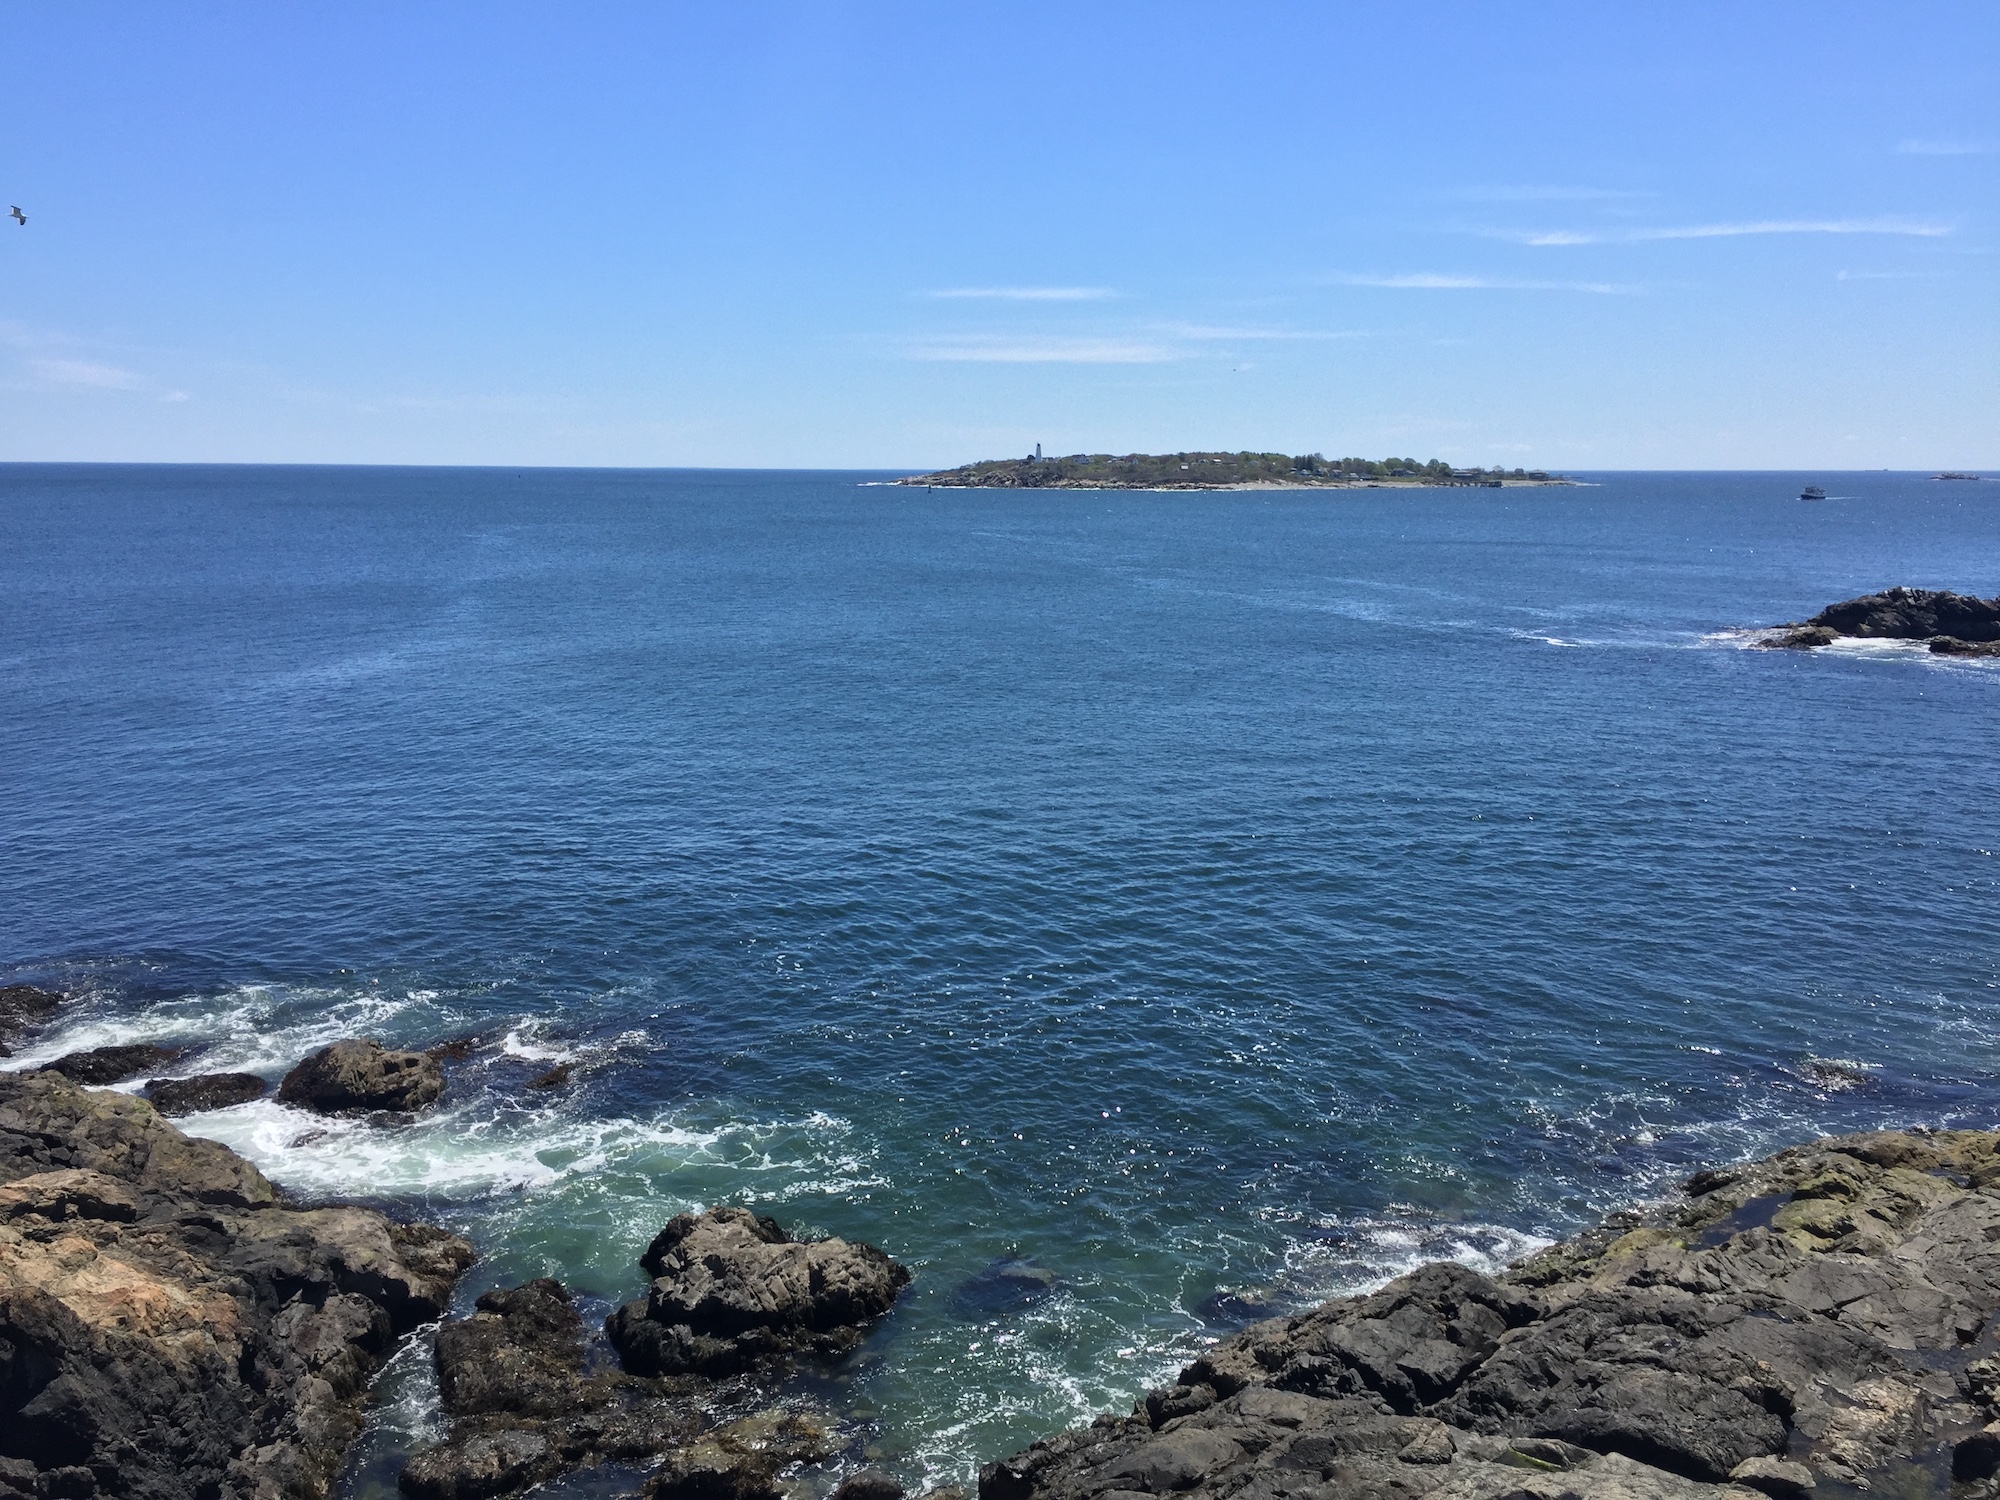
8, 206, 23, 226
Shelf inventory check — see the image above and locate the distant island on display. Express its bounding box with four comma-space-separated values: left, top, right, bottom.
896, 451, 1574, 490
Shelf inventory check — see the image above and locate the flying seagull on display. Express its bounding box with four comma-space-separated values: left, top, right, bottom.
8, 207, 23, 226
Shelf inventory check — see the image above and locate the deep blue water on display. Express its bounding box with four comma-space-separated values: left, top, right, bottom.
3, 465, 1998, 1490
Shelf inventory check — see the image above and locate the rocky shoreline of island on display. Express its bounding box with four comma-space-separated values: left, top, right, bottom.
7, 983, 2000, 1500
894, 452, 1575, 492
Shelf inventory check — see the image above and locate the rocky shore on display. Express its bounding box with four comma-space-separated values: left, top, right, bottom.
980, 1128, 2000, 1500
1757, 586, 2000, 655
8, 982, 2000, 1500
0, 988, 915, 1500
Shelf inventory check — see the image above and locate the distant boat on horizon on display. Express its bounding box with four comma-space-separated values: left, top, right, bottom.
1800, 485, 1826, 501
1931, 472, 1985, 482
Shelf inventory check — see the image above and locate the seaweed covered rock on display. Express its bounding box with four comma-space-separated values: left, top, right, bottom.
980, 1128, 2000, 1500
277, 1039, 446, 1115
607, 1207, 911, 1377
0, 1070, 473, 1500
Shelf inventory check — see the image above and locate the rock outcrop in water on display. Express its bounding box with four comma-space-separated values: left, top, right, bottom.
277, 1039, 447, 1116
404, 1206, 911, 1499
980, 1128, 2000, 1500
45, 1043, 184, 1086
145, 1072, 270, 1116
607, 1206, 913, 1377
0, 986, 63, 1058
0, 1069, 474, 1500
1760, 587, 2000, 651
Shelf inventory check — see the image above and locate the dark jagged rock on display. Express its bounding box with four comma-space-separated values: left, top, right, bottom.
1754, 626, 1837, 650
0, 1070, 473, 1500
1931, 635, 2000, 657
408, 1209, 905, 1498
399, 1275, 702, 1499
979, 1128, 2000, 1500
145, 1072, 269, 1116
277, 1039, 446, 1116
607, 1207, 911, 1377
44, 1044, 185, 1086
832, 1470, 908, 1500
527, 1063, 572, 1091
0, 986, 64, 1058
1803, 586, 2000, 642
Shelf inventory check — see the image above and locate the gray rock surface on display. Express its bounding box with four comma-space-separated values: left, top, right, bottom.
980, 1128, 2000, 1500
607, 1206, 911, 1376
277, 1039, 446, 1115
0, 1070, 474, 1500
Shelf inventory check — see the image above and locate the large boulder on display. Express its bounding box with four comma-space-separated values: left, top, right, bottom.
606, 1207, 911, 1377
1803, 586, 2000, 642
978, 1128, 2000, 1500
277, 1039, 446, 1115
0, 1070, 473, 1500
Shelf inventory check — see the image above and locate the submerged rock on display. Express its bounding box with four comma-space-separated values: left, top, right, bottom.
145, 1071, 269, 1116
0, 1070, 473, 1500
952, 1254, 1063, 1320
0, 985, 63, 1057
277, 1038, 446, 1115
44, 1042, 185, 1086
979, 1127, 2000, 1500
607, 1206, 911, 1377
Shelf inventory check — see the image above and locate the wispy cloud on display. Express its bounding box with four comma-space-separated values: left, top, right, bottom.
907, 335, 1174, 364
1160, 323, 1373, 341
28, 357, 144, 390
1329, 273, 1635, 294
1897, 139, 1997, 156
1447, 185, 1654, 202
925, 286, 1116, 301
1835, 268, 1935, 281
1502, 217, 1950, 246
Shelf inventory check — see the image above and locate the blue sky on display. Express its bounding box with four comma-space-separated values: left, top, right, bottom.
0, 2, 1993, 468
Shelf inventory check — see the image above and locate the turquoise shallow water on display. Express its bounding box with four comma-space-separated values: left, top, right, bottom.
2, 465, 1998, 1490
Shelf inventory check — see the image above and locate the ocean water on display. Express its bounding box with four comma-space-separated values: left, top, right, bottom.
2, 465, 1997, 1492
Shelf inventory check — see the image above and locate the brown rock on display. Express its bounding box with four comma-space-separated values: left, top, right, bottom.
646, 1413, 834, 1500
607, 1207, 912, 1377
0, 1070, 473, 1500
277, 1039, 446, 1115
